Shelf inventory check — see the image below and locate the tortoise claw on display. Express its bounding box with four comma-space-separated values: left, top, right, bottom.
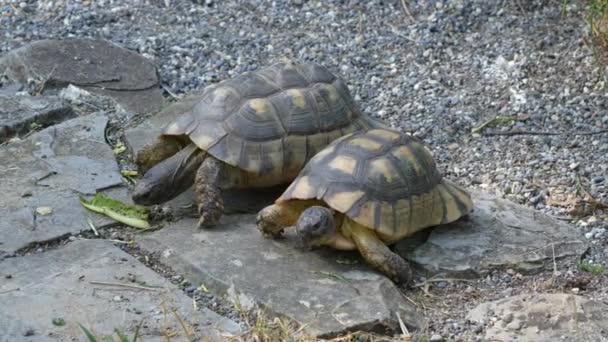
197, 203, 223, 228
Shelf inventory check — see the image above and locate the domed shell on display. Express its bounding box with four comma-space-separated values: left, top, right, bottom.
278, 128, 474, 240
160, 61, 383, 177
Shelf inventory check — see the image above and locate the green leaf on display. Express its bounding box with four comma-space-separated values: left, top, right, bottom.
80, 193, 151, 230
132, 319, 145, 342
78, 323, 98, 342
52, 318, 66, 326
112, 143, 127, 154
120, 170, 138, 177
114, 328, 129, 342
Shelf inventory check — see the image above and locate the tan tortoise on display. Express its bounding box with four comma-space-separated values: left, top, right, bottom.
131, 60, 385, 227
256, 128, 474, 284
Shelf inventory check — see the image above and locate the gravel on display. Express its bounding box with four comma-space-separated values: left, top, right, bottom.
2, 0, 608, 340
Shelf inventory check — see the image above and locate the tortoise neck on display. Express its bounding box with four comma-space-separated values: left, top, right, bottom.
143, 143, 207, 201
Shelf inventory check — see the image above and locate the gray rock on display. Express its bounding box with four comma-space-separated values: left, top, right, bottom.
467, 293, 608, 342
0, 239, 241, 341
0, 94, 74, 143
0, 113, 127, 255
135, 214, 422, 338
430, 334, 443, 342
397, 190, 589, 277
0, 39, 164, 115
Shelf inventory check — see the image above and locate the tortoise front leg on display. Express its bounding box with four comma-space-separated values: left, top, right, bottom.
343, 219, 413, 285
257, 200, 317, 238
135, 136, 184, 174
194, 157, 225, 228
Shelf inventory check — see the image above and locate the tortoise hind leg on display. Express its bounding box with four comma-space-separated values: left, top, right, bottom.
343, 219, 413, 285
195, 156, 226, 228
135, 136, 184, 174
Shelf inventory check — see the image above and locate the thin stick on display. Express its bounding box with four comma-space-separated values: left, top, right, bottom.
396, 312, 410, 337
171, 307, 194, 340
0, 288, 20, 294
400, 0, 415, 22
552, 243, 558, 277
86, 217, 99, 236
161, 83, 181, 100
89, 281, 160, 291
483, 129, 608, 136
413, 278, 476, 287
108, 239, 132, 244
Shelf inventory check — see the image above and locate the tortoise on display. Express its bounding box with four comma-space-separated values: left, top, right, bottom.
256, 128, 474, 284
131, 60, 385, 228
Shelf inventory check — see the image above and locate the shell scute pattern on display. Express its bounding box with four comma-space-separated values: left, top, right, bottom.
160, 62, 371, 175
279, 128, 473, 238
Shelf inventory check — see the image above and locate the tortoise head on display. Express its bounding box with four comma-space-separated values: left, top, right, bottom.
295, 206, 336, 250
131, 163, 185, 206
132, 144, 205, 206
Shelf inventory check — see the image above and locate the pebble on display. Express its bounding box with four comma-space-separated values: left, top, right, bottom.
430, 334, 444, 342
506, 320, 523, 331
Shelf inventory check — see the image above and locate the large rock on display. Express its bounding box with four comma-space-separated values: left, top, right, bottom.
0, 239, 241, 341
135, 214, 422, 338
0, 39, 165, 115
467, 293, 608, 342
0, 94, 74, 143
396, 190, 589, 277
0, 113, 128, 256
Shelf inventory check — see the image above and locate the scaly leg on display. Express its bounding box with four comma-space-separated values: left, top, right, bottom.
256, 200, 319, 238
343, 218, 413, 284
194, 157, 225, 228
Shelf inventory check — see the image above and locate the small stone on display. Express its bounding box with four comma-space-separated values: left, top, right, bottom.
506, 320, 523, 331
23, 328, 35, 336
569, 162, 579, 170
572, 288, 580, 294
430, 334, 444, 342
502, 313, 514, 323
35, 207, 53, 216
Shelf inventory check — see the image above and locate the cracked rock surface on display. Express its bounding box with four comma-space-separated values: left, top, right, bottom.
0, 239, 241, 341
0, 113, 128, 256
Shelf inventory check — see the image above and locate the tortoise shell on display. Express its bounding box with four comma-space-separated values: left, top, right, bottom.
278, 128, 474, 241
160, 61, 383, 179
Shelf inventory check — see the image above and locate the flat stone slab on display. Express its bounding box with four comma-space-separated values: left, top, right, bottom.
0, 94, 74, 143
0, 38, 164, 115
0, 113, 128, 256
0, 239, 241, 341
397, 190, 589, 277
136, 214, 421, 338
467, 293, 608, 342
